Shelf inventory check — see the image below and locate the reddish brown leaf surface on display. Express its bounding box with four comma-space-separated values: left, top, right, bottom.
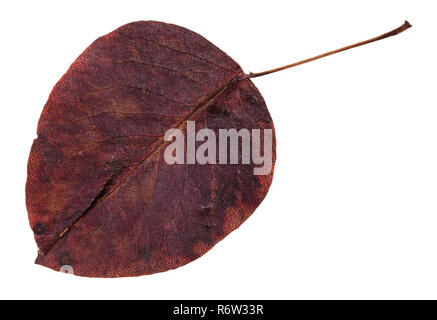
26, 21, 276, 277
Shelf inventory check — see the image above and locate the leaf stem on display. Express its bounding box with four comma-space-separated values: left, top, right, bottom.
247, 20, 412, 79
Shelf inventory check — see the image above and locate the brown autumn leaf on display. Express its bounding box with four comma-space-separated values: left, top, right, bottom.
26, 20, 411, 277
26, 21, 276, 277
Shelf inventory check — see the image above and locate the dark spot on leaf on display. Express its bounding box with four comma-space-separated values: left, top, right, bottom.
33, 223, 45, 235
59, 252, 73, 266
247, 95, 259, 105
138, 247, 151, 262
207, 104, 231, 117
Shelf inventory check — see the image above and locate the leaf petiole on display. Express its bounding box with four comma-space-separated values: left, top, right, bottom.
247, 20, 412, 79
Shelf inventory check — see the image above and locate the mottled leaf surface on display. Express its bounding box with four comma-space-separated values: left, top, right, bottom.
26, 21, 276, 277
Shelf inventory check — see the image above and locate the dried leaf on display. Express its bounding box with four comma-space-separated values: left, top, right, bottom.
26, 21, 275, 277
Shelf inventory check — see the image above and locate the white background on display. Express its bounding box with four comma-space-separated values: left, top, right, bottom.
1, 0, 436, 299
